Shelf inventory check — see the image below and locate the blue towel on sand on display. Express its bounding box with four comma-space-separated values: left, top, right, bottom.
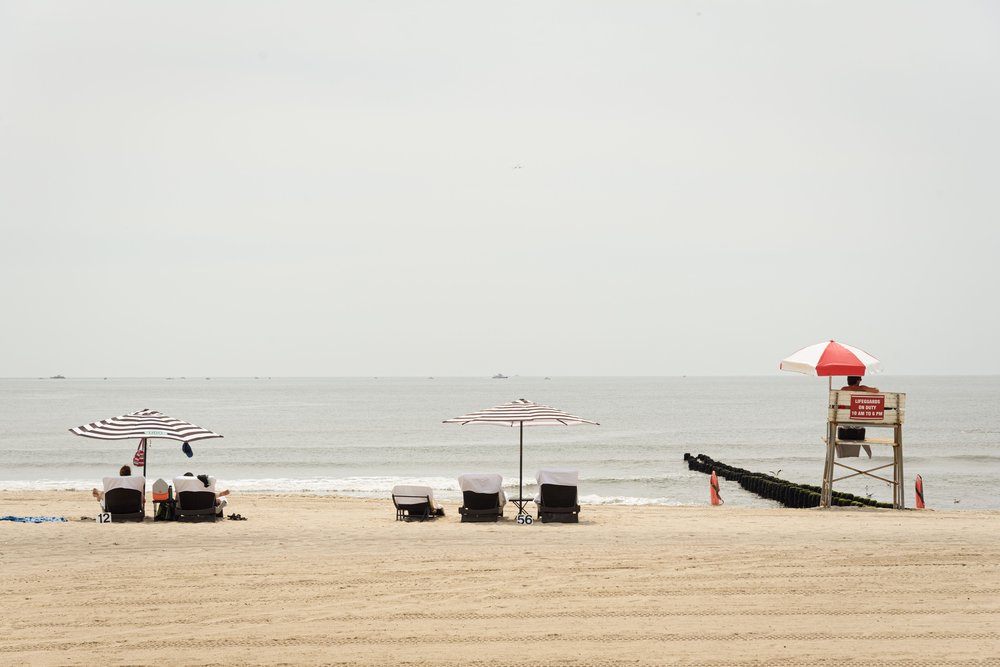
0, 516, 67, 523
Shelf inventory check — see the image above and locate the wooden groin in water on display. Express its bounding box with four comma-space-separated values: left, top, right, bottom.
683, 453, 892, 509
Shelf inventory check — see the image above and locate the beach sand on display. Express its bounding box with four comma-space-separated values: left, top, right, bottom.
2, 492, 999, 666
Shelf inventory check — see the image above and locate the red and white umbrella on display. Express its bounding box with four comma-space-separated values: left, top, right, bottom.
780, 340, 882, 377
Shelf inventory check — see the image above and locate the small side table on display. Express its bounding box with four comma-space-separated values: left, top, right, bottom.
509, 497, 534, 516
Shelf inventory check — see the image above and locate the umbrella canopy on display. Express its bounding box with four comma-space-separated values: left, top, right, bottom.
443, 398, 599, 514
70, 409, 223, 477
779, 340, 882, 377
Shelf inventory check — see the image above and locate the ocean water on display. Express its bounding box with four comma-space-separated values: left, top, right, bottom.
0, 376, 997, 510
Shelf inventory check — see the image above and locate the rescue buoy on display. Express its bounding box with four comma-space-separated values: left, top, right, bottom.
915, 474, 925, 509
710, 470, 723, 505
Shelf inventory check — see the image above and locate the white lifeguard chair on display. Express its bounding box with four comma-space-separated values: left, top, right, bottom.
823, 390, 906, 509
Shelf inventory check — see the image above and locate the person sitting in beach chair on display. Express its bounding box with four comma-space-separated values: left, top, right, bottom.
391, 485, 446, 521
173, 473, 230, 522
534, 469, 581, 523
92, 465, 146, 522
91, 464, 138, 506
457, 473, 506, 522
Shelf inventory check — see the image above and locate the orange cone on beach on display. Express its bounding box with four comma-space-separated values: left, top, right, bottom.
915, 474, 925, 509
710, 470, 723, 506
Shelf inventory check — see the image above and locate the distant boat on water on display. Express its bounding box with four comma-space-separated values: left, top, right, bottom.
492, 373, 509, 379
49, 374, 66, 379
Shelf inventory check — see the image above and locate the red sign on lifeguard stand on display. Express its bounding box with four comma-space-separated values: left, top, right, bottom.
850, 395, 885, 420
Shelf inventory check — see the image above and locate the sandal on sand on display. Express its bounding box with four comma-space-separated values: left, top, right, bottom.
227, 514, 247, 521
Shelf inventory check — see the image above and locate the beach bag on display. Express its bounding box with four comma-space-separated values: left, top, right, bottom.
154, 484, 177, 521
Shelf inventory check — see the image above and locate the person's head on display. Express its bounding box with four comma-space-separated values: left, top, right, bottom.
847, 376, 862, 386
119, 465, 131, 476
183, 472, 194, 477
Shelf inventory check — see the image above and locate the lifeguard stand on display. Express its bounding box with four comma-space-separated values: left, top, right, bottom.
822, 390, 906, 509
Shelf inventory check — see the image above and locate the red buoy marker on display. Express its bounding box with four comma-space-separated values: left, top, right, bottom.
710, 470, 723, 505
915, 474, 925, 509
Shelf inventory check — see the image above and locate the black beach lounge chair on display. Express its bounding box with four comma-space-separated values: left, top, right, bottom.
101, 475, 146, 522
391, 485, 444, 521
535, 469, 580, 523
457, 473, 506, 523
173, 476, 218, 523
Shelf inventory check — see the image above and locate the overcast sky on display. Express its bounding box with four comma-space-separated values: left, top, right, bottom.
1, 2, 998, 377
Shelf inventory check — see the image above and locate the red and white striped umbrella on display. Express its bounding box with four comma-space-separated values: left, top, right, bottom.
779, 340, 882, 377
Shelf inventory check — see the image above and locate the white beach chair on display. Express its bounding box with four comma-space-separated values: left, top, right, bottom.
534, 469, 580, 523
173, 475, 219, 522
101, 475, 146, 522
457, 473, 507, 522
391, 484, 444, 522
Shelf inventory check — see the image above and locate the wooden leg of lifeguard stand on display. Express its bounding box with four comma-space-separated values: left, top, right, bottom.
892, 424, 906, 510
821, 422, 836, 508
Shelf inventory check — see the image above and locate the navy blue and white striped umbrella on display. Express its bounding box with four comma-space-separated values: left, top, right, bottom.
70, 409, 223, 477
444, 399, 598, 513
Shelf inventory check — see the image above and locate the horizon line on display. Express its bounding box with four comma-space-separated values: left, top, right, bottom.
5, 373, 999, 380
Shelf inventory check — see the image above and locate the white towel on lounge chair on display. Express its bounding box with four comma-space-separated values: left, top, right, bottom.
100, 475, 146, 511
458, 473, 507, 506
103, 475, 146, 494
534, 469, 578, 502
391, 484, 442, 509
173, 476, 217, 494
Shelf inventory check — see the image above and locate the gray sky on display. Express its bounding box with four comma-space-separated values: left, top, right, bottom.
2, 1, 998, 377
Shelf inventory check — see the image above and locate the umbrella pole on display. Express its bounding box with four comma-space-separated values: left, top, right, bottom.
519, 421, 524, 514
144, 440, 148, 479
